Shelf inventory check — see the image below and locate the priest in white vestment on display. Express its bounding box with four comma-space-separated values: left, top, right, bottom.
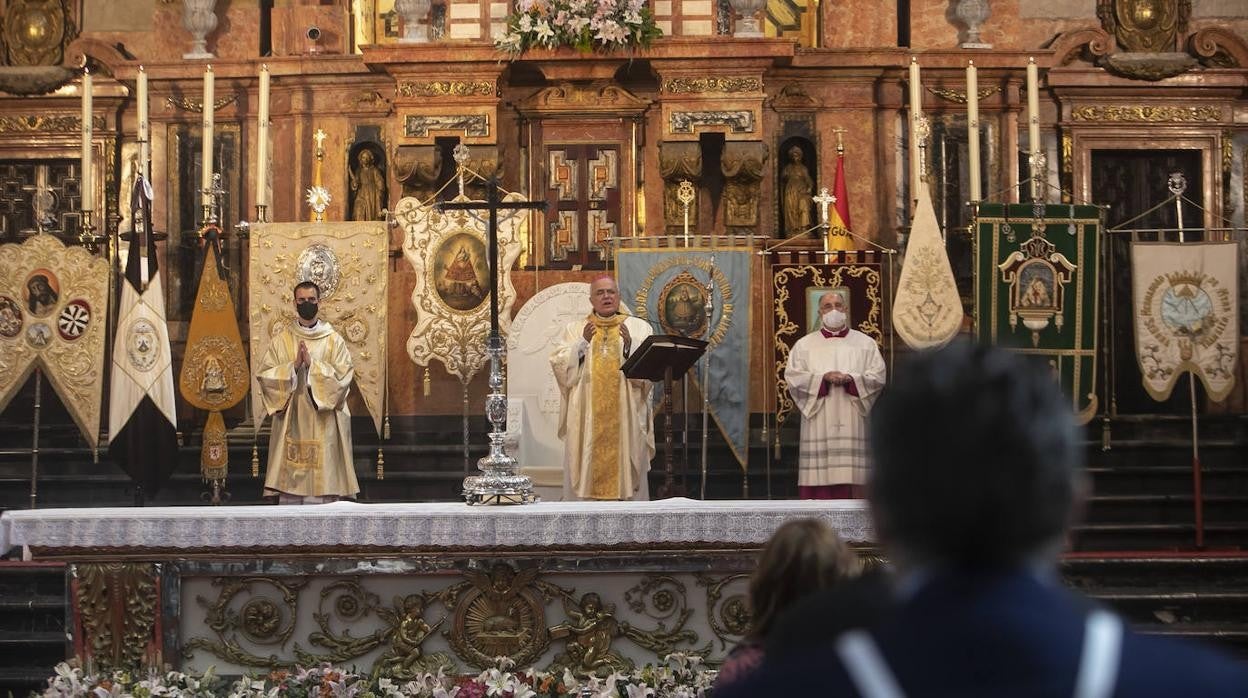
785, 290, 886, 499
550, 276, 655, 500
256, 281, 359, 503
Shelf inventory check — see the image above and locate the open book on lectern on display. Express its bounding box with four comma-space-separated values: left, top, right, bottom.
620, 334, 708, 381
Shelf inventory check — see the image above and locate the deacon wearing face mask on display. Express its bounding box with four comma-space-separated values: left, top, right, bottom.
784, 290, 886, 499
255, 280, 359, 504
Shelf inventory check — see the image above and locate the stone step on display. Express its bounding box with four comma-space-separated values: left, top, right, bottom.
1083, 494, 1248, 525
1069, 523, 1248, 552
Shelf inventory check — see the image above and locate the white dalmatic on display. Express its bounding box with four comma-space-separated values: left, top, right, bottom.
785, 329, 886, 487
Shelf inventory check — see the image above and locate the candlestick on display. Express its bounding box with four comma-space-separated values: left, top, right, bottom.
201, 65, 215, 218
138, 66, 149, 183
909, 57, 923, 204
967, 60, 981, 202
256, 64, 271, 211
1027, 57, 1041, 201
81, 67, 93, 213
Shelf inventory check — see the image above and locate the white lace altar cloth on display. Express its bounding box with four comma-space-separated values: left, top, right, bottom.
0, 498, 872, 556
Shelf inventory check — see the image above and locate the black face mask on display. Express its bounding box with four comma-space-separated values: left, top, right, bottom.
297, 302, 318, 321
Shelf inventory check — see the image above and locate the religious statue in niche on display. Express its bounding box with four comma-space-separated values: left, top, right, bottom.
349, 145, 386, 221
781, 145, 814, 237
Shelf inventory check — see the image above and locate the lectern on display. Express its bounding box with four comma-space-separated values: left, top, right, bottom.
621, 334, 707, 498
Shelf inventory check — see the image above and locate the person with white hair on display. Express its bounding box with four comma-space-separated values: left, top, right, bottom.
784, 290, 885, 499
550, 275, 655, 501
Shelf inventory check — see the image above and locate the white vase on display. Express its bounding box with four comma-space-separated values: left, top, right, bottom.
955, 0, 991, 49
182, 0, 218, 59
396, 0, 433, 43
729, 0, 766, 38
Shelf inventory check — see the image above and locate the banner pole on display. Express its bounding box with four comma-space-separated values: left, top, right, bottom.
1170, 171, 1203, 549
29, 367, 42, 509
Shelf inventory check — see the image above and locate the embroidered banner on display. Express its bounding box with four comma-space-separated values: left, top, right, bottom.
179, 227, 249, 482
0, 235, 109, 447
770, 254, 884, 430
249, 222, 389, 435
892, 180, 961, 348
975, 202, 1101, 422
1131, 242, 1239, 402
617, 246, 753, 468
394, 195, 526, 384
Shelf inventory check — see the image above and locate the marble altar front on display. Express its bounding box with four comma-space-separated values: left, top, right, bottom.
0, 499, 874, 676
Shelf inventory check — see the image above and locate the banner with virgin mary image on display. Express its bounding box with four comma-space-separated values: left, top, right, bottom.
617, 244, 752, 469
975, 202, 1101, 423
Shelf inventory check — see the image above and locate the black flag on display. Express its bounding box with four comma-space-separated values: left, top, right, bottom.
108, 176, 178, 499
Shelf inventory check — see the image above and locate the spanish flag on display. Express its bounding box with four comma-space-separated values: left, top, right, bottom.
827, 151, 854, 251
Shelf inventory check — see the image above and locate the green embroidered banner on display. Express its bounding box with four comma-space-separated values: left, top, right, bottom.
975, 203, 1101, 423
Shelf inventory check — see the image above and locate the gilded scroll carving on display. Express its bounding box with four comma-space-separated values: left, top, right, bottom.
662, 77, 763, 94
1071, 105, 1222, 122
397, 80, 496, 98
404, 114, 489, 138
74, 563, 160, 671
669, 110, 755, 135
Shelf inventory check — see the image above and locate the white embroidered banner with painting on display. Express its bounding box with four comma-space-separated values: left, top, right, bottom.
394, 195, 525, 384
1131, 242, 1238, 402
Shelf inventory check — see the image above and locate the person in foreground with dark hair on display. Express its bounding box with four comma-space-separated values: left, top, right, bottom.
255, 280, 358, 504
713, 518, 861, 690
719, 342, 1248, 698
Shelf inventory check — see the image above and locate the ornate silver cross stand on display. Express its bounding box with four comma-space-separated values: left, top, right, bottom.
436, 153, 548, 505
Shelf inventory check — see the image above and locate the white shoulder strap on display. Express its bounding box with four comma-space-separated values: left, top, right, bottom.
835, 629, 906, 698
833, 610, 1121, 698
1073, 610, 1123, 698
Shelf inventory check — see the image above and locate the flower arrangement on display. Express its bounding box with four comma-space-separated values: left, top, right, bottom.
40, 654, 716, 698
494, 0, 662, 55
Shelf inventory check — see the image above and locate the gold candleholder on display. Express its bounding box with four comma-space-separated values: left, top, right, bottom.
77, 209, 105, 253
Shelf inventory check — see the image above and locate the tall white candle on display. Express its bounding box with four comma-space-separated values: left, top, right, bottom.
909, 57, 923, 202
201, 65, 215, 212
137, 66, 150, 184
1027, 56, 1041, 201
257, 64, 270, 212
967, 60, 981, 202
81, 67, 93, 213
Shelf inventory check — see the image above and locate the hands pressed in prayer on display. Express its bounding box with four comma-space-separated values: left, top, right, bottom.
824, 370, 849, 386
296, 341, 311, 369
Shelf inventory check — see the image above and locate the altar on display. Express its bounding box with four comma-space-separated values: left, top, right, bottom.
0, 499, 873, 677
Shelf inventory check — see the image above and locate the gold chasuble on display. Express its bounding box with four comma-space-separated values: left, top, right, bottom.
256, 320, 358, 498
551, 313, 654, 500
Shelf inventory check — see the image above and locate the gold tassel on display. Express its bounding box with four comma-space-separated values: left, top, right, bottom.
774, 434, 781, 459
383, 415, 391, 440
376, 447, 385, 480
423, 368, 431, 397
251, 444, 260, 477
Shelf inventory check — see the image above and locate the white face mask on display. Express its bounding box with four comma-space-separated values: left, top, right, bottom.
822, 308, 847, 330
